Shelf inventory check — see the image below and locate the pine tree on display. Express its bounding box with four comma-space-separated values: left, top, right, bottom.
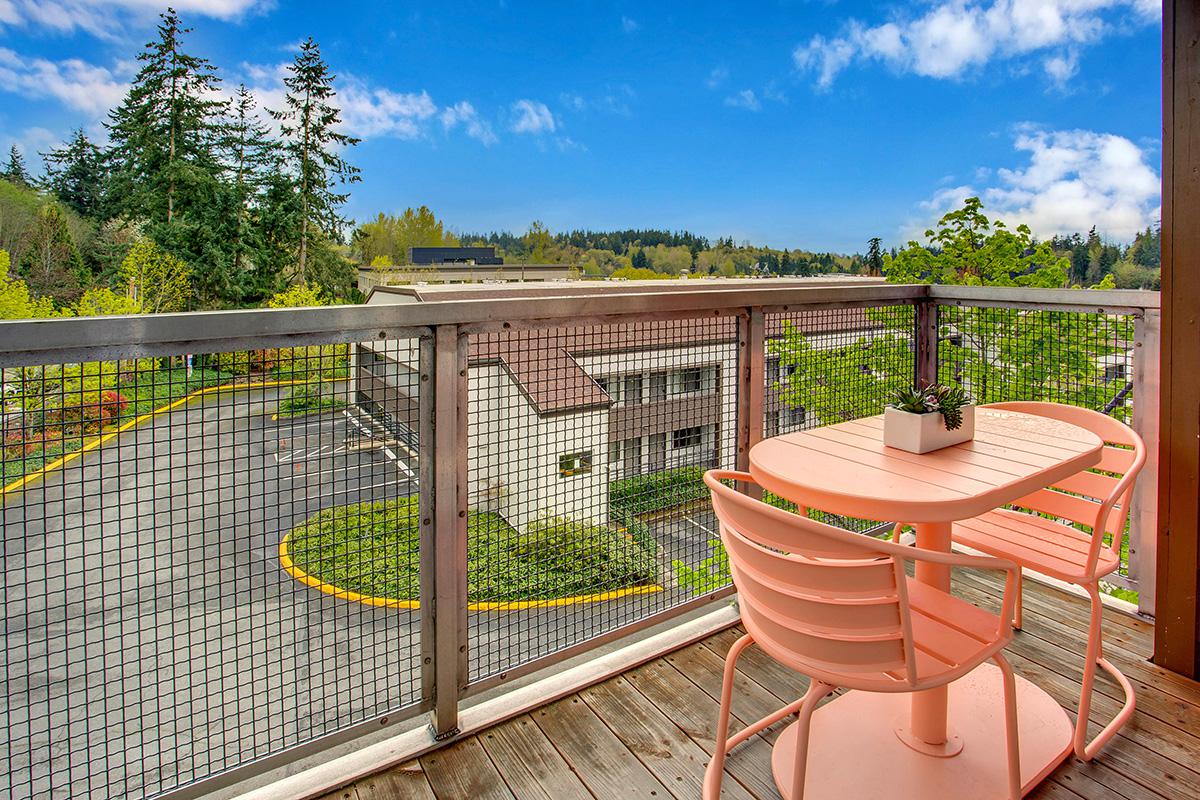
42, 129, 107, 218
105, 7, 226, 225
269, 37, 360, 285
221, 84, 279, 290
18, 204, 88, 304
2, 145, 32, 187
866, 237, 884, 277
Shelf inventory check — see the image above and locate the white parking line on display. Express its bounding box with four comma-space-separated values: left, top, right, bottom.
342, 408, 416, 480
684, 515, 717, 537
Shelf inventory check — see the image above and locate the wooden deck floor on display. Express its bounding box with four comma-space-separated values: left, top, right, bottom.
321, 571, 1200, 800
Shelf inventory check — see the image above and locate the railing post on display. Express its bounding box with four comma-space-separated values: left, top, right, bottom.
737, 308, 766, 495
1131, 308, 1161, 617
427, 324, 469, 738
916, 299, 939, 387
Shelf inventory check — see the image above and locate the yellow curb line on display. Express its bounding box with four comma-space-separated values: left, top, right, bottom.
278, 531, 664, 612
2, 376, 349, 497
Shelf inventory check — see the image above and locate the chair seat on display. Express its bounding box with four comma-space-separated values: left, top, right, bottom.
952, 508, 1120, 583
758, 576, 1004, 693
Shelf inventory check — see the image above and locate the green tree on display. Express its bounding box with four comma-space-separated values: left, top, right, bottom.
2, 145, 32, 187
105, 8, 226, 225
75, 286, 144, 316
0, 249, 57, 319
352, 206, 459, 264
18, 204, 88, 304
119, 239, 191, 312
42, 130, 107, 218
885, 197, 1068, 287
222, 84, 278, 288
522, 220, 552, 262
270, 37, 360, 286
865, 237, 884, 277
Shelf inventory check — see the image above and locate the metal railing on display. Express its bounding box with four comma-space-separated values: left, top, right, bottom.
0, 283, 1159, 799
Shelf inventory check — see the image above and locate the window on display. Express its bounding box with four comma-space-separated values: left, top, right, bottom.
781, 405, 806, 431
648, 372, 668, 401
558, 451, 593, 477
1104, 363, 1128, 383
672, 426, 703, 449
680, 368, 704, 394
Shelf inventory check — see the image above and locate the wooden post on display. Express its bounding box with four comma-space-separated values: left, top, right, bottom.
1155, 0, 1200, 679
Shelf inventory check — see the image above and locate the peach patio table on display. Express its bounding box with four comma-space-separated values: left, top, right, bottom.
748, 407, 1104, 798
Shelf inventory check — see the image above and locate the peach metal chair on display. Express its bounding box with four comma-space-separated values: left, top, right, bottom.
703, 470, 1023, 800
942, 401, 1146, 761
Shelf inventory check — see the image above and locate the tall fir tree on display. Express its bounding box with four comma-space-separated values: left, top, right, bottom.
865, 237, 885, 277
269, 37, 360, 286
42, 130, 107, 218
220, 84, 278, 291
2, 145, 32, 187
106, 8, 226, 224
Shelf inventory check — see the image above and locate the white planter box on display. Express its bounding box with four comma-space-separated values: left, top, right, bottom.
883, 405, 975, 454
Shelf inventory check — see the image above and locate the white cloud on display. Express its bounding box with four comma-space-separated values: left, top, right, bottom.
621, 15, 638, 33
338, 83, 436, 139
0, 48, 127, 115
794, 1, 1159, 90
558, 85, 635, 116
1, 0, 269, 37
510, 99, 557, 134
706, 66, 729, 89
724, 89, 761, 111
912, 126, 1160, 241
440, 101, 497, 145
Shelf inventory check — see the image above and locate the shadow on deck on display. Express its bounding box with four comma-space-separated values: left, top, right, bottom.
319, 571, 1199, 800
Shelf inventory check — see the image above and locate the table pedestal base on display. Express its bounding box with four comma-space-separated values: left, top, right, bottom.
770, 664, 1072, 799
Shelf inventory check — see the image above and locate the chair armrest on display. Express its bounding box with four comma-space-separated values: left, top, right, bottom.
902, 546, 1021, 638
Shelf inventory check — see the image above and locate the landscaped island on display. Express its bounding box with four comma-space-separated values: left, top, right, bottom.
284, 496, 660, 604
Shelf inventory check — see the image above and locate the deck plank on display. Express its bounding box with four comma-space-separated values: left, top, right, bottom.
420, 738, 515, 800
478, 715, 593, 800
531, 695, 671, 799
358, 573, 1199, 800
354, 761, 438, 800
579, 673, 758, 799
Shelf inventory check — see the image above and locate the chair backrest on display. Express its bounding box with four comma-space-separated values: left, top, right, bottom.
985, 402, 1146, 561
705, 470, 917, 686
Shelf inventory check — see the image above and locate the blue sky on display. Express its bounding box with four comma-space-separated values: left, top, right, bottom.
0, 1, 1162, 253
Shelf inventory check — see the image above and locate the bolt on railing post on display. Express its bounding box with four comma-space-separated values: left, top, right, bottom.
916, 299, 939, 388
1131, 308, 1160, 617
737, 308, 766, 497
427, 324, 469, 738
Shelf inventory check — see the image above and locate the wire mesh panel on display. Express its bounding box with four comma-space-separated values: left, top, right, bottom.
763, 305, 918, 532
936, 303, 1138, 584
0, 336, 423, 798
464, 316, 740, 682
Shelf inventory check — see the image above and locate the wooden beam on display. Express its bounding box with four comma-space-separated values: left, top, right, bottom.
1155, 0, 1200, 679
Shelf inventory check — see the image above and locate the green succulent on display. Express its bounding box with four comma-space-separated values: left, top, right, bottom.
890, 383, 972, 431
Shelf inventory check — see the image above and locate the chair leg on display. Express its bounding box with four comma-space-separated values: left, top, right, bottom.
1013, 571, 1024, 631
1074, 583, 1136, 761
788, 680, 833, 800
703, 633, 754, 800
992, 652, 1023, 800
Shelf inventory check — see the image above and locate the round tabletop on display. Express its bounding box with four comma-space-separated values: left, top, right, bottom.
749, 407, 1105, 523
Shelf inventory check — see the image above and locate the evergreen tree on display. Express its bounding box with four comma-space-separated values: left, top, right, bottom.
221, 83, 279, 291
269, 37, 360, 285
42, 129, 107, 218
2, 145, 32, 187
105, 7, 226, 225
18, 204, 88, 304
865, 237, 884, 277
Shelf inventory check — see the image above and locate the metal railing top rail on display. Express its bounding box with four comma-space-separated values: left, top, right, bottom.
929, 284, 1160, 313
0, 284, 1161, 366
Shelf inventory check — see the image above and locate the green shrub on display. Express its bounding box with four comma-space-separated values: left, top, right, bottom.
672, 539, 731, 596
610, 465, 707, 517
287, 498, 660, 602
278, 380, 346, 417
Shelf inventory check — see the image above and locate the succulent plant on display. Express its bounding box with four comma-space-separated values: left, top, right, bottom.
890, 383, 972, 431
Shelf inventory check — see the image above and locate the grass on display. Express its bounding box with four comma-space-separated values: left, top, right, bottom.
286, 496, 660, 602
2, 366, 230, 486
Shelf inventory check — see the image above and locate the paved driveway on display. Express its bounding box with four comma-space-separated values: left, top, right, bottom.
0, 388, 709, 799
